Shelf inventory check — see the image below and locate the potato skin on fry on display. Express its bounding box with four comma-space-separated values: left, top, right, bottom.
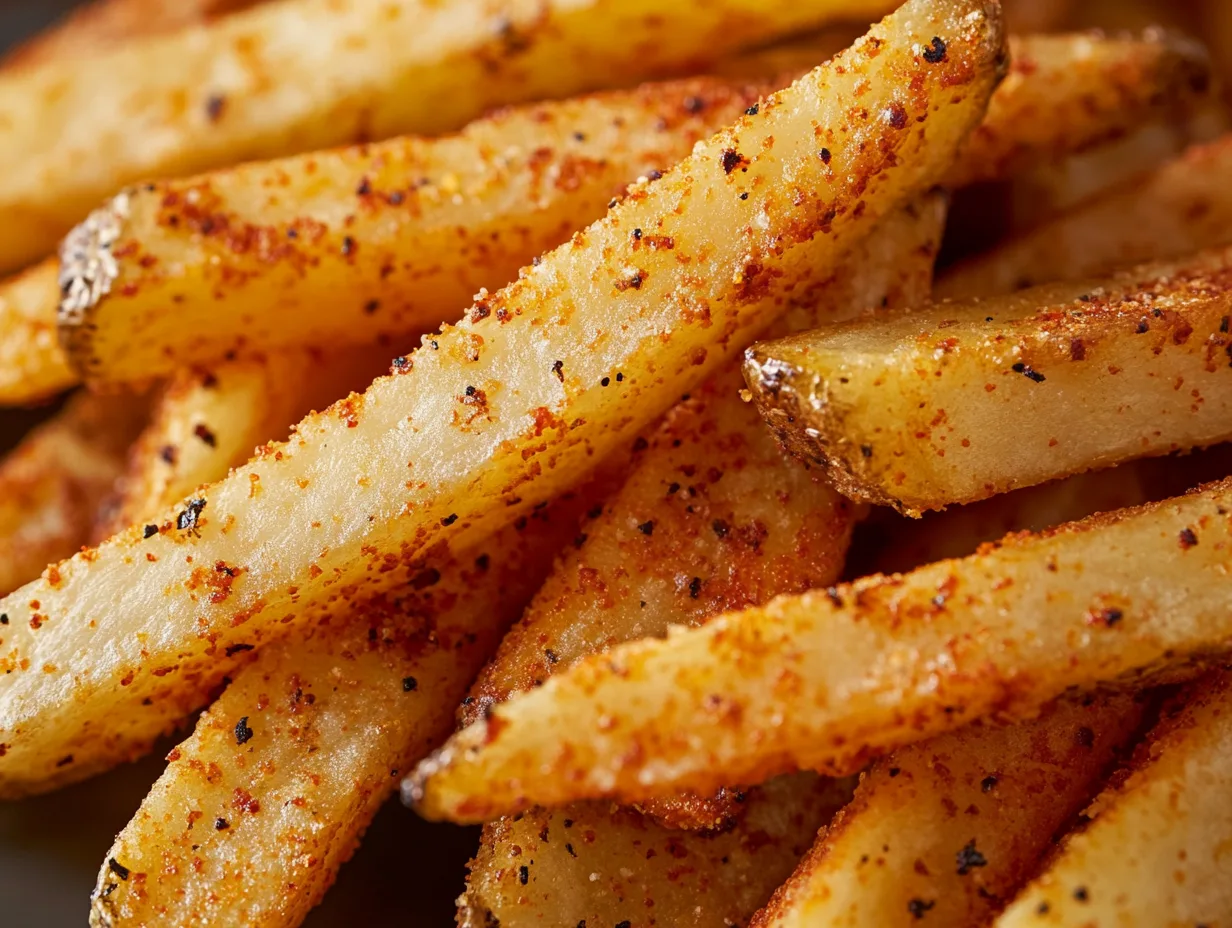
746, 246, 1232, 514
0, 261, 76, 405
751, 693, 1147, 928
0, 0, 1005, 797
996, 671, 1232, 928
409, 479, 1232, 822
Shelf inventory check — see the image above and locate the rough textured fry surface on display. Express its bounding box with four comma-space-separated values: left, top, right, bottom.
997, 671, 1232, 928
409, 479, 1232, 821
746, 246, 1232, 514
0, 0, 1005, 797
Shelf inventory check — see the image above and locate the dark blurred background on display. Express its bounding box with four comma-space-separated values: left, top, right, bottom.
0, 5, 478, 925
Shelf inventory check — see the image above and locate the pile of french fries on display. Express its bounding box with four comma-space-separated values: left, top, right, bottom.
2, 0, 1232, 924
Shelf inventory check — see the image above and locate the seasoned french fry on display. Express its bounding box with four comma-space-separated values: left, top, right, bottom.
463, 195, 945, 835
996, 671, 1232, 928
0, 390, 149, 598
91, 499, 588, 928
462, 774, 855, 928
711, 27, 863, 81
0, 261, 75, 405
745, 246, 1232, 515
751, 692, 1147, 928
0, 0, 898, 275
0, 0, 1005, 796
58, 74, 776, 382
409, 479, 1232, 822
99, 348, 389, 537
0, 0, 261, 72
940, 135, 1232, 299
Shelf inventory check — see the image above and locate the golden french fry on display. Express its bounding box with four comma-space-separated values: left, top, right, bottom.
1001, 0, 1075, 33
91, 497, 588, 928
408, 479, 1232, 822
751, 692, 1147, 928
58, 74, 775, 383
98, 348, 389, 537
996, 671, 1232, 928
0, 0, 1005, 797
0, 0, 896, 275
464, 194, 946, 834
940, 135, 1232, 299
0, 261, 75, 405
745, 246, 1232, 515
0, 390, 148, 598
463, 774, 854, 928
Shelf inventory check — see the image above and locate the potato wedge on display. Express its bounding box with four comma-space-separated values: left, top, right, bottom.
1001, 0, 1074, 33
0, 0, 261, 72
751, 692, 1147, 928
0, 261, 76, 406
0, 0, 1005, 797
408, 478, 1232, 822
91, 498, 587, 928
58, 74, 775, 382
462, 774, 854, 928
0, 0, 897, 276
996, 671, 1232, 928
745, 246, 1232, 515
940, 135, 1232, 300
463, 194, 946, 833
98, 348, 390, 537
0, 390, 149, 598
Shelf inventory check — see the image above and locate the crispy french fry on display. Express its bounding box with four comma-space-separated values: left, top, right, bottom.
744, 246, 1232, 515
751, 692, 1147, 928
462, 774, 855, 928
996, 671, 1232, 928
0, 261, 76, 405
98, 348, 389, 537
940, 135, 1232, 299
0, 0, 1005, 796
408, 479, 1232, 822
0, 0, 261, 72
0, 0, 898, 275
711, 28, 863, 81
1001, 0, 1075, 33
58, 74, 776, 382
0, 390, 149, 598
463, 194, 946, 834
91, 498, 588, 928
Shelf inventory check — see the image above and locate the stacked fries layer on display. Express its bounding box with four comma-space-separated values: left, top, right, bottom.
1, 0, 1232, 926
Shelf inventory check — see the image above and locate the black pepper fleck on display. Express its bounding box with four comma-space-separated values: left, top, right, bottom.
908, 899, 935, 919
234, 717, 254, 745
956, 840, 988, 875
922, 36, 947, 62
143, 524, 159, 539
403, 676, 418, 692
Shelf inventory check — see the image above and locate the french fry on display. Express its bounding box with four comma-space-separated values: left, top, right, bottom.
58, 29, 1207, 384
0, 0, 262, 72
58, 74, 776, 382
0, 0, 1005, 796
462, 774, 855, 928
91, 499, 589, 928
996, 671, 1232, 928
98, 348, 389, 537
744, 246, 1232, 515
0, 390, 149, 598
0, 261, 76, 405
1001, 0, 1075, 33
940, 135, 1232, 300
751, 692, 1147, 928
408, 478, 1232, 822
0, 0, 898, 275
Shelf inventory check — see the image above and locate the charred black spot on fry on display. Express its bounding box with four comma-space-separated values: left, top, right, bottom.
143, 524, 159, 539
108, 858, 130, 880
956, 840, 988, 875
224, 643, 254, 657
403, 677, 418, 692
234, 717, 254, 745
908, 899, 935, 919
1011, 362, 1046, 383
1179, 527, 1199, 549
177, 498, 206, 532
922, 36, 947, 63
193, 423, 217, 448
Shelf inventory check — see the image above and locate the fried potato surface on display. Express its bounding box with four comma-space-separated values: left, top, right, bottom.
409, 479, 1232, 821
99, 348, 389, 537
746, 246, 1232, 515
60, 74, 777, 383
751, 693, 1146, 928
940, 135, 1232, 299
91, 500, 585, 928
0, 391, 148, 598
0, 0, 1005, 797
996, 671, 1232, 928
463, 195, 945, 833
462, 774, 854, 928
0, 261, 75, 405
0, 0, 896, 276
